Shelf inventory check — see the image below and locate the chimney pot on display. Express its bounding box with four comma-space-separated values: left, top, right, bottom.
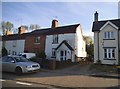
51, 19, 58, 28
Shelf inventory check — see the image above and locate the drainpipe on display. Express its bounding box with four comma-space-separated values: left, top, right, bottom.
98, 32, 100, 61
118, 29, 120, 65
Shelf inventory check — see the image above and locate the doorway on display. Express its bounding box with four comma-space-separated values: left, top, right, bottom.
60, 50, 67, 61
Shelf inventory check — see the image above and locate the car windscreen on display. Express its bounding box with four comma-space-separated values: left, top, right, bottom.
14, 57, 29, 62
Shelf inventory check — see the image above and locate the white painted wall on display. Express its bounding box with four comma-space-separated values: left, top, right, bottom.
94, 24, 118, 64
45, 33, 75, 60
45, 25, 87, 62
0, 41, 2, 57
94, 32, 99, 63
75, 25, 87, 58
5, 40, 25, 55
56, 44, 72, 61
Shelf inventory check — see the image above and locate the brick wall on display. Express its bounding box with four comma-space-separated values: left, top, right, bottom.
24, 35, 46, 54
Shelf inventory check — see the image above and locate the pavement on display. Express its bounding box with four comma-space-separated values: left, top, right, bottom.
2, 63, 120, 88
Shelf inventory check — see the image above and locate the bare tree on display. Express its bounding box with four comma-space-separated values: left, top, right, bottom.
29, 24, 40, 30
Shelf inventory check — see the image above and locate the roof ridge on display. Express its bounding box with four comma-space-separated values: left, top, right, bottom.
95, 19, 120, 22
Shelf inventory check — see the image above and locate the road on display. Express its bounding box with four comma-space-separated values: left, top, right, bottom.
1, 78, 61, 88
1, 64, 120, 88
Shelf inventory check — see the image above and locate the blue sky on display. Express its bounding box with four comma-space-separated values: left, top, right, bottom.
2, 2, 119, 36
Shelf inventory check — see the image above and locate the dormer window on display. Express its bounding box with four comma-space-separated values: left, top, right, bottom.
104, 31, 114, 39
35, 36, 40, 43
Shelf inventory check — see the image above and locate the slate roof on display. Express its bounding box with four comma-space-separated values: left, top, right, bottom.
2, 24, 80, 41
46, 24, 80, 35
2, 33, 29, 41
92, 19, 120, 32
56, 40, 74, 51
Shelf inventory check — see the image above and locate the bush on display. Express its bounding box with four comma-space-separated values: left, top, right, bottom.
37, 51, 46, 59
96, 60, 101, 65
2, 47, 8, 57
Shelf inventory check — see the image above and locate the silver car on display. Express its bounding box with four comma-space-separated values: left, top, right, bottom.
1, 55, 40, 75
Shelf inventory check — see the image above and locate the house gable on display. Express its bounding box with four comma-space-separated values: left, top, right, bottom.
100, 21, 119, 31
92, 19, 120, 32
56, 40, 74, 51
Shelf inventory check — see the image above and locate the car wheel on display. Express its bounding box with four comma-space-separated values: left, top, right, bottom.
15, 67, 22, 75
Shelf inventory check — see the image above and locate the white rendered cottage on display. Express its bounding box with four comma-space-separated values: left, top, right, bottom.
45, 20, 87, 62
2, 34, 26, 55
92, 11, 120, 65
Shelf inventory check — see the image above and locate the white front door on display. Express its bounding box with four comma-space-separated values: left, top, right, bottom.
60, 50, 67, 61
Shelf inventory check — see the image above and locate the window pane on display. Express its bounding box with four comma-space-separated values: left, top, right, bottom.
52, 48, 56, 57
104, 49, 107, 52
104, 53, 107, 58
104, 49, 107, 58
53, 35, 58, 44
111, 32, 114, 38
35, 37, 40, 43
112, 49, 115, 58
104, 32, 107, 38
60, 51, 63, 56
108, 32, 110, 39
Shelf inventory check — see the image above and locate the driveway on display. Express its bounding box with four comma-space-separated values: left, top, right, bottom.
2, 63, 119, 88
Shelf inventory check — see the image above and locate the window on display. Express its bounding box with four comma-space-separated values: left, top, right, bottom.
104, 48, 115, 59
35, 36, 40, 43
9, 50, 11, 55
13, 40, 17, 47
12, 51, 16, 55
52, 48, 56, 57
53, 35, 58, 44
104, 32, 114, 39
7, 57, 14, 62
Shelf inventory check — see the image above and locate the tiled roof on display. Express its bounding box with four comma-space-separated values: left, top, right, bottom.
2, 24, 80, 41
2, 33, 29, 41
30, 29, 49, 35
46, 24, 80, 35
56, 40, 74, 51
92, 19, 120, 32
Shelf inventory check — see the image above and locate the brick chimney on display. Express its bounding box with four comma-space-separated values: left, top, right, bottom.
94, 11, 98, 22
51, 19, 58, 28
18, 26, 26, 34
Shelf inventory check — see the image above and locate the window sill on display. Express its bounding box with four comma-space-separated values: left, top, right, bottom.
103, 39, 115, 40
104, 58, 116, 60
51, 56, 56, 58
34, 43, 40, 44
52, 43, 58, 44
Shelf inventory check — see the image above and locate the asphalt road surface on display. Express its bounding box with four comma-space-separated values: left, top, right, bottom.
1, 72, 60, 89
1, 79, 61, 89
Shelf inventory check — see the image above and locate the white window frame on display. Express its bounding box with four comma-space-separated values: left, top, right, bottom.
104, 31, 114, 39
52, 48, 56, 57
34, 36, 40, 43
53, 35, 58, 44
104, 48, 115, 59
13, 40, 17, 47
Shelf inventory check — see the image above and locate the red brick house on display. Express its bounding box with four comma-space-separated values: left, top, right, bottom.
24, 29, 48, 54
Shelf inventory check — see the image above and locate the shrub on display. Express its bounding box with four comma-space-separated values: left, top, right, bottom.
96, 60, 101, 65
37, 51, 46, 59
2, 47, 8, 57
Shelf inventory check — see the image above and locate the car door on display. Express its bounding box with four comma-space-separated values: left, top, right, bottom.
5, 57, 16, 72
